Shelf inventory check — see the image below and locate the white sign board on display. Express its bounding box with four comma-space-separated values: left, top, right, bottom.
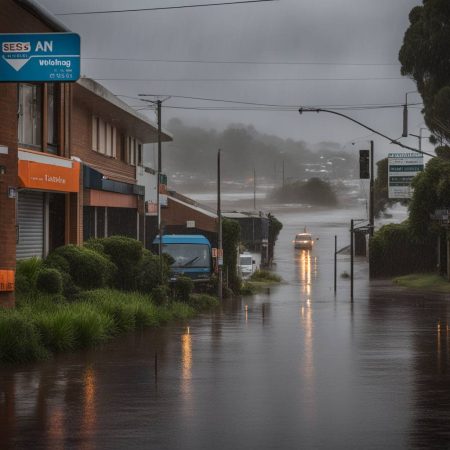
388, 152, 424, 199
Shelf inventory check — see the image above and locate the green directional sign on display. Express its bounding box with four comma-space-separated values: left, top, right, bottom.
388, 152, 424, 199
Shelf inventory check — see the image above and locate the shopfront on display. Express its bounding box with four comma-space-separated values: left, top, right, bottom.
83, 165, 144, 242
17, 150, 80, 259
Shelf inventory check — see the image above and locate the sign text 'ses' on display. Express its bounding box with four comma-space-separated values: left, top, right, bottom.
0, 33, 80, 82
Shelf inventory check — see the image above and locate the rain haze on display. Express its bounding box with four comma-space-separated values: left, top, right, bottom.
40, 0, 429, 158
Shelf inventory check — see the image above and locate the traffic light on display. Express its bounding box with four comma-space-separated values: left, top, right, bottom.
359, 149, 370, 179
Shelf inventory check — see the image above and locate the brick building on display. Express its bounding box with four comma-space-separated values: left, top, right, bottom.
0, 0, 170, 307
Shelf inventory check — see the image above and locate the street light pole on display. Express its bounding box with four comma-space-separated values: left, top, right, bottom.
217, 149, 223, 301
157, 99, 163, 281
298, 107, 434, 157
369, 140, 374, 237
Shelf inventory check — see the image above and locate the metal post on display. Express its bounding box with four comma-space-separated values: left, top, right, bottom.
253, 167, 256, 210
350, 219, 354, 301
369, 140, 374, 237
218, 149, 223, 300
438, 234, 441, 274
334, 235, 337, 294
447, 229, 450, 281
157, 100, 163, 281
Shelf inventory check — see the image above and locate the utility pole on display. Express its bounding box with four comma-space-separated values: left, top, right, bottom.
334, 235, 337, 294
369, 140, 374, 237
282, 159, 285, 187
137, 95, 170, 280
217, 149, 223, 301
410, 127, 428, 154
350, 219, 354, 301
253, 167, 256, 210
156, 100, 164, 281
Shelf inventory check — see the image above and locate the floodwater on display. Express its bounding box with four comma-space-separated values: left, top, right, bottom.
2, 206, 450, 449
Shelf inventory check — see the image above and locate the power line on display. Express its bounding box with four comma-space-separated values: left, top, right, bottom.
124, 93, 423, 109
56, 0, 277, 16
83, 56, 400, 67
93, 76, 406, 82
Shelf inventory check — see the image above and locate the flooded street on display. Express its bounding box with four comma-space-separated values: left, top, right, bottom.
2, 206, 450, 449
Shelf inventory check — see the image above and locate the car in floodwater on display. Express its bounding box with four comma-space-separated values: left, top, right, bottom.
293, 232, 314, 250
238, 252, 255, 279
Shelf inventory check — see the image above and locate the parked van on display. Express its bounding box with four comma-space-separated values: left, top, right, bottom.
153, 234, 212, 282
239, 252, 255, 278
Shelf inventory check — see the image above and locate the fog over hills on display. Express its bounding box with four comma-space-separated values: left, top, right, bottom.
161, 118, 359, 185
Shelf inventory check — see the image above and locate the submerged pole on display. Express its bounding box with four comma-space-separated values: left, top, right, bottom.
350, 220, 354, 301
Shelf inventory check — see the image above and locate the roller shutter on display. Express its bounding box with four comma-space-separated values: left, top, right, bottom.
16, 191, 44, 260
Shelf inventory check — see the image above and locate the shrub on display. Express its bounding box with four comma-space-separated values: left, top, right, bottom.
34, 309, 75, 352
173, 276, 194, 303
44, 252, 70, 273
15, 272, 33, 295
36, 268, 63, 294
151, 285, 170, 306
49, 245, 116, 290
60, 272, 81, 301
0, 311, 47, 362
369, 223, 437, 277
136, 249, 169, 293
250, 270, 281, 282
91, 236, 143, 290
16, 257, 43, 291
69, 304, 113, 348
188, 293, 219, 310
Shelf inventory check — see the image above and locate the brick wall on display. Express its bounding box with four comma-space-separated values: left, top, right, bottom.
0, 0, 56, 307
71, 91, 136, 182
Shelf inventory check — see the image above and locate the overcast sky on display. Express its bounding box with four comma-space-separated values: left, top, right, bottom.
40, 0, 429, 159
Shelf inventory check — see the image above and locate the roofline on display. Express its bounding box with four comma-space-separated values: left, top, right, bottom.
13, 1, 173, 143
77, 78, 173, 142
14, 0, 70, 32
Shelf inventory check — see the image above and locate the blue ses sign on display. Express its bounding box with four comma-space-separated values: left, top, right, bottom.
0, 33, 80, 82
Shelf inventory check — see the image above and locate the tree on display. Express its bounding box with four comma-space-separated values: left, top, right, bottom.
268, 214, 283, 264
373, 158, 394, 217
399, 1, 450, 145
408, 156, 450, 236
222, 218, 241, 293
271, 177, 338, 206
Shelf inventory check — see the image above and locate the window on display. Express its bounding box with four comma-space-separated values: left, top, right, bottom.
18, 84, 42, 147
47, 84, 58, 152
92, 115, 117, 157
127, 136, 136, 166
92, 116, 98, 151
137, 143, 143, 166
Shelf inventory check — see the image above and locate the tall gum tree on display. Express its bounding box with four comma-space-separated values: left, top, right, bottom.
399, 0, 450, 145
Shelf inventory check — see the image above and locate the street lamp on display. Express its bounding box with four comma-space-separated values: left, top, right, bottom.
409, 127, 429, 153
402, 91, 419, 138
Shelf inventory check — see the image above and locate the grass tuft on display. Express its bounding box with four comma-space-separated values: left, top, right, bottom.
249, 270, 282, 283
0, 310, 48, 362
394, 273, 450, 292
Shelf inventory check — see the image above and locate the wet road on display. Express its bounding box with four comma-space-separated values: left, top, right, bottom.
2, 206, 450, 449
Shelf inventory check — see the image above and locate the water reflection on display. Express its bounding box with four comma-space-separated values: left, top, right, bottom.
181, 327, 193, 403
296, 249, 316, 296
47, 405, 65, 450
81, 365, 96, 449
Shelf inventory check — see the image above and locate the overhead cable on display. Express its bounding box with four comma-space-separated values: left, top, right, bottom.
56, 0, 277, 15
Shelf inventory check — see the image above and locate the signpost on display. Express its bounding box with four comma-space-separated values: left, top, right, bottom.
388, 152, 424, 199
0, 33, 80, 82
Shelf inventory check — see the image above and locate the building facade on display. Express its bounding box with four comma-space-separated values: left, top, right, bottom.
0, 0, 171, 307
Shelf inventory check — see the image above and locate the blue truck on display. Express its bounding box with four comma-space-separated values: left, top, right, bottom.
153, 234, 213, 282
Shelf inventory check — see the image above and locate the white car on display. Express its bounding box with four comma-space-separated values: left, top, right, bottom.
294, 233, 314, 250
239, 253, 255, 278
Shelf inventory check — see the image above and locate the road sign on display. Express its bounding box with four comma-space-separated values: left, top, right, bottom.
0, 33, 80, 82
388, 152, 424, 199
